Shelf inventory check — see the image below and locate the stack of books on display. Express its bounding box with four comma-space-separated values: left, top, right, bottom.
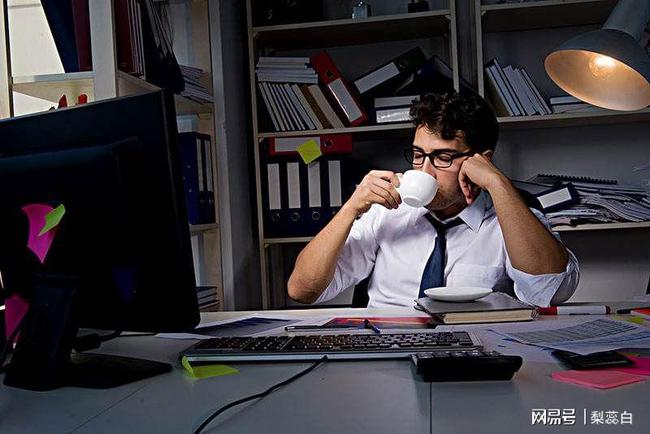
256, 56, 344, 132
522, 174, 650, 227
548, 95, 605, 114
256, 48, 463, 132
374, 95, 419, 124
415, 292, 537, 325
197, 286, 219, 311
179, 65, 213, 104
484, 58, 551, 117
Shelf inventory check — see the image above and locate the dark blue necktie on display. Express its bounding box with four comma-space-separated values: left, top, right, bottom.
418, 215, 463, 298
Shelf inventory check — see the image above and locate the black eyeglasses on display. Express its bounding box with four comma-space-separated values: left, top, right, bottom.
403, 147, 473, 168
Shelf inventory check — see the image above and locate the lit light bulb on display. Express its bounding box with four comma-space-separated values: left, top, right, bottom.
588, 54, 617, 78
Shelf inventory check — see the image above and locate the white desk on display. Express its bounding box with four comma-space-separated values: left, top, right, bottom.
1, 306, 649, 433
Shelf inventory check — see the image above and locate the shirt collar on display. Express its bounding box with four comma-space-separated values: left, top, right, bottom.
422, 191, 490, 232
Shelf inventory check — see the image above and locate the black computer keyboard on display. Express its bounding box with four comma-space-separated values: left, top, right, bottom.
412, 350, 523, 382
181, 331, 482, 362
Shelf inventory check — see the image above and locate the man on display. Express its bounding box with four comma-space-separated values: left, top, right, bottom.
287, 91, 579, 308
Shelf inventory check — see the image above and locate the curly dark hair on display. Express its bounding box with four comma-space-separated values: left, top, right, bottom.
410, 91, 499, 153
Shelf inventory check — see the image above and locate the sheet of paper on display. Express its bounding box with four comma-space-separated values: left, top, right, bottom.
324, 316, 434, 330
489, 318, 650, 355
476, 329, 557, 363
156, 314, 306, 339
297, 139, 322, 164
39, 204, 66, 236
22, 204, 58, 264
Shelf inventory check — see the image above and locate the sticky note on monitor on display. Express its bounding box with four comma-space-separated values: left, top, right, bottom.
297, 139, 322, 164
39, 204, 66, 236
22, 204, 59, 264
5, 293, 29, 340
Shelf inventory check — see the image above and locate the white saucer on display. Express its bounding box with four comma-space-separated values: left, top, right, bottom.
424, 286, 493, 302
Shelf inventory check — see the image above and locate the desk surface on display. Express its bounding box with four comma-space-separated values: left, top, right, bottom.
2, 306, 649, 434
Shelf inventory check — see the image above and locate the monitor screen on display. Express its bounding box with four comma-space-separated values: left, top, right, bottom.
0, 90, 199, 333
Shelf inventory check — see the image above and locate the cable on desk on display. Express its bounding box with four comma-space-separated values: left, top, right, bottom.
73, 331, 156, 352
0, 314, 26, 373
193, 355, 328, 434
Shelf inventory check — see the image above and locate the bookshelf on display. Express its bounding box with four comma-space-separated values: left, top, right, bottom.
554, 222, 650, 232
474, 0, 650, 302
252, 10, 453, 48
480, 0, 618, 33
262, 220, 650, 246
257, 122, 414, 139
0, 0, 223, 310
247, 0, 459, 308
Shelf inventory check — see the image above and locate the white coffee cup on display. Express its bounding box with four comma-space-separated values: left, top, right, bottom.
396, 170, 438, 208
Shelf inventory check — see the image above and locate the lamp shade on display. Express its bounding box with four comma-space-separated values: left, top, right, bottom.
545, 30, 650, 111
544, 0, 650, 111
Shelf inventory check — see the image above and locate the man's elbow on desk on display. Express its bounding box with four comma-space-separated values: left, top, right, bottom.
287, 274, 324, 305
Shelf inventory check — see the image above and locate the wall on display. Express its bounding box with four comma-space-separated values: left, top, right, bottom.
6, 0, 62, 115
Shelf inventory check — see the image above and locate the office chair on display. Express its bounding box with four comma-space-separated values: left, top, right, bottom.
351, 276, 371, 308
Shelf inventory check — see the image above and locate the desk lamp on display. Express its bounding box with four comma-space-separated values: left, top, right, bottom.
544, 0, 650, 111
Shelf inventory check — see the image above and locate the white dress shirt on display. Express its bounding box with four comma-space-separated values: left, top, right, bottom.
316, 192, 580, 308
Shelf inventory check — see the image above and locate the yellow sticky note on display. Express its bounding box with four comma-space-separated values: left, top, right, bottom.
39, 204, 66, 236
614, 315, 646, 325
181, 356, 238, 379
297, 139, 322, 164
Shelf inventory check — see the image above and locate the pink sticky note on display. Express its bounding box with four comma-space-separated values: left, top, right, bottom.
610, 356, 650, 376
22, 204, 58, 264
552, 369, 646, 389
5, 293, 29, 340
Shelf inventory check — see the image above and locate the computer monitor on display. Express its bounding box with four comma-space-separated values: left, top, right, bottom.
0, 90, 200, 390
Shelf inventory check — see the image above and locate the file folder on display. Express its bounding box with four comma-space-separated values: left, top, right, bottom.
354, 47, 426, 96
311, 51, 368, 127
177, 133, 201, 225
326, 159, 343, 219
269, 134, 352, 156
285, 162, 306, 236
263, 162, 284, 238
200, 135, 216, 223
306, 161, 325, 234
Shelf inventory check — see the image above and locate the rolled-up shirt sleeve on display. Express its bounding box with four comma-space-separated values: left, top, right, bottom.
505, 208, 580, 307
314, 206, 380, 304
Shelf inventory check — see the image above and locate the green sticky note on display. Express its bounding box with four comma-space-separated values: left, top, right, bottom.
39, 204, 66, 236
181, 356, 238, 379
614, 315, 646, 325
627, 317, 646, 325
297, 139, 322, 164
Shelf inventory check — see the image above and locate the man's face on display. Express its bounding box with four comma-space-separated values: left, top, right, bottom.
411, 126, 471, 212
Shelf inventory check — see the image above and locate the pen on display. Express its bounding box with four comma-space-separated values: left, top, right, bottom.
616, 306, 650, 314
364, 319, 381, 334
284, 325, 358, 331
537, 305, 610, 315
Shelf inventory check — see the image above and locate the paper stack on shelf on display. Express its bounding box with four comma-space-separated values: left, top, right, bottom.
373, 95, 419, 124
179, 65, 213, 104
484, 58, 551, 117
523, 174, 650, 227
197, 286, 219, 311
256, 56, 342, 132
548, 95, 610, 114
